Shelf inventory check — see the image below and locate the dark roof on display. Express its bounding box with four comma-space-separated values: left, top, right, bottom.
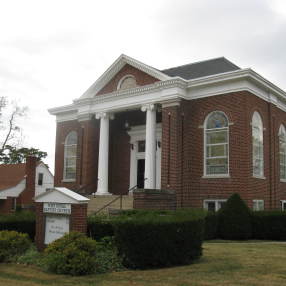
161, 57, 240, 80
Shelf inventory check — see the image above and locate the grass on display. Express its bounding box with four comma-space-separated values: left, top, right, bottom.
1, 241, 286, 286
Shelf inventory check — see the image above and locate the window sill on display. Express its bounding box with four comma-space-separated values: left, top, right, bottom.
252, 175, 266, 180
202, 175, 230, 179
62, 179, 76, 183
280, 179, 286, 183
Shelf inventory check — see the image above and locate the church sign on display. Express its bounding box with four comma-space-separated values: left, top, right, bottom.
43, 203, 71, 214
34, 187, 89, 250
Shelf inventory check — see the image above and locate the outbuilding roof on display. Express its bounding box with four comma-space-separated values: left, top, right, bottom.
0, 163, 26, 191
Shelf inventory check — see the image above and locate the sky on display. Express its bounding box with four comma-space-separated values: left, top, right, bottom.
1, 0, 286, 173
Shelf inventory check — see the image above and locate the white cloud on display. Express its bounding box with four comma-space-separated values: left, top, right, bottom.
0, 0, 286, 173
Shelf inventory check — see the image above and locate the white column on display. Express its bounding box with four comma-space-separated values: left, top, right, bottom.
95, 112, 114, 195
141, 104, 156, 189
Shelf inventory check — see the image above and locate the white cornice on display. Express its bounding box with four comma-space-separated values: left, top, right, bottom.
79, 54, 170, 100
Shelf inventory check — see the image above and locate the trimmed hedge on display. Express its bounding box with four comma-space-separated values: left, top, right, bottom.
217, 193, 252, 240
87, 214, 114, 240
252, 211, 286, 240
112, 209, 205, 269
0, 211, 35, 240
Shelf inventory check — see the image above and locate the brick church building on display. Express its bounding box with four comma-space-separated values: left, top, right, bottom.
49, 54, 286, 211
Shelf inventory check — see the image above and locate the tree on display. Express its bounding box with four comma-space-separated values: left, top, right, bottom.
0, 145, 47, 164
0, 97, 47, 164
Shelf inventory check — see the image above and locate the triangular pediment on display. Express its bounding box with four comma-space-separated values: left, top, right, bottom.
80, 54, 170, 99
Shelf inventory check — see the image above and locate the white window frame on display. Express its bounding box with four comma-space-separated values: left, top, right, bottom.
63, 131, 77, 182
253, 200, 264, 211
204, 111, 229, 177
203, 199, 227, 212
281, 200, 286, 211
117, 74, 137, 90
279, 125, 286, 181
252, 112, 264, 178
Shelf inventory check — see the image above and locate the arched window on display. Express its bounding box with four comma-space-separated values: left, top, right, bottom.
117, 75, 137, 90
252, 112, 264, 177
279, 125, 286, 180
204, 111, 229, 175
64, 131, 77, 180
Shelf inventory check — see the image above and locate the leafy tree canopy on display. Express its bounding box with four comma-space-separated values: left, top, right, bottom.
0, 145, 47, 164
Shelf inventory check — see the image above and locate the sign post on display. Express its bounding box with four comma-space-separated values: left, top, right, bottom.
34, 187, 89, 250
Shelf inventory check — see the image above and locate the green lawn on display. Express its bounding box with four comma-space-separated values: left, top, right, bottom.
1, 241, 286, 286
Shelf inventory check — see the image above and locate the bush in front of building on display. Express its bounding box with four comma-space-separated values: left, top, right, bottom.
43, 232, 97, 276
0, 211, 35, 240
252, 211, 286, 240
217, 193, 252, 240
87, 214, 114, 240
0, 230, 31, 262
112, 209, 205, 269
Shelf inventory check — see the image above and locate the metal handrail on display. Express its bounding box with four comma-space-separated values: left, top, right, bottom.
93, 184, 138, 215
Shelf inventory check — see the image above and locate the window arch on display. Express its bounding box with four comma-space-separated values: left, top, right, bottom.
117, 75, 137, 90
64, 131, 77, 180
204, 111, 229, 175
252, 112, 264, 177
279, 124, 286, 180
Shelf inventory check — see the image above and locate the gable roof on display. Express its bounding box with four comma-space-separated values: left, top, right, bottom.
79, 54, 170, 100
0, 163, 26, 190
161, 57, 240, 80
34, 187, 89, 204
0, 161, 48, 191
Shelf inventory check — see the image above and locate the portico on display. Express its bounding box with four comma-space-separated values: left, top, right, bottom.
94, 104, 162, 195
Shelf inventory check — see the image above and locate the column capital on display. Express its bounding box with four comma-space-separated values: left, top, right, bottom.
141, 103, 156, 112
95, 112, 114, 120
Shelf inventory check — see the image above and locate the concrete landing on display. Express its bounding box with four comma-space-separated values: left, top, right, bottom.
87, 194, 133, 215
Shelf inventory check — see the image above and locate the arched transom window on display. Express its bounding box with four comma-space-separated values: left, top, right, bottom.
117, 75, 137, 90
204, 111, 229, 175
279, 124, 286, 180
64, 131, 77, 180
252, 112, 264, 177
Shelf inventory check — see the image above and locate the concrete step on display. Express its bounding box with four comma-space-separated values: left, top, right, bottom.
87, 195, 133, 215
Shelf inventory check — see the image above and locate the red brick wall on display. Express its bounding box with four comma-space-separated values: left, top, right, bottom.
96, 64, 159, 96
159, 91, 286, 210
0, 197, 15, 214
54, 118, 99, 194
133, 189, 176, 210
20, 156, 37, 206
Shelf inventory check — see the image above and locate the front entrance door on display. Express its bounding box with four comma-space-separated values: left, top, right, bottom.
137, 159, 145, 188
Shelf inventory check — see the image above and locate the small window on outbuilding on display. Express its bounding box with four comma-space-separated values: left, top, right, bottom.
38, 173, 44, 186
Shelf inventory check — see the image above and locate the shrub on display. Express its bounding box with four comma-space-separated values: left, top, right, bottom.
95, 236, 124, 273
17, 245, 44, 266
87, 214, 114, 240
217, 193, 252, 240
0, 211, 35, 240
252, 211, 286, 240
204, 212, 218, 240
113, 209, 205, 269
44, 232, 97, 276
0, 230, 31, 262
